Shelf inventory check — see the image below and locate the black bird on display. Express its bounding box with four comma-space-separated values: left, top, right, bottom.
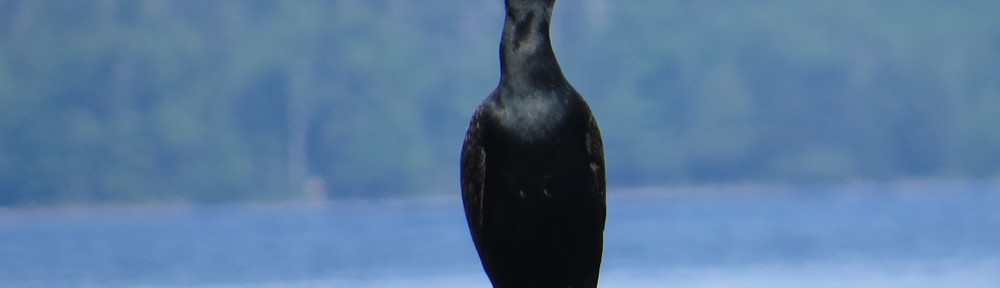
460, 0, 606, 287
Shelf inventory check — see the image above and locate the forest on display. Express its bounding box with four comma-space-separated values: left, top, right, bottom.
1, 0, 999, 205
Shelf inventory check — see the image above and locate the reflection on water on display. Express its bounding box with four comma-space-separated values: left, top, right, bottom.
1, 181, 999, 287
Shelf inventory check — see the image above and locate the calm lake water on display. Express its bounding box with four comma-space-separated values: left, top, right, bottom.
2, 181, 999, 287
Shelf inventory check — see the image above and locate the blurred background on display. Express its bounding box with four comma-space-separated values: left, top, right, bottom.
1, 0, 999, 287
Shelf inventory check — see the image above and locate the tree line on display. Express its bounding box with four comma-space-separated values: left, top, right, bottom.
1, 0, 998, 205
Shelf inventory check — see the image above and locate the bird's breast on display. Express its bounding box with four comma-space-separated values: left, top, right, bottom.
487, 91, 571, 143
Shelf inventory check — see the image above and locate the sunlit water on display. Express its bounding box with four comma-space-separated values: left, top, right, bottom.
2, 181, 999, 287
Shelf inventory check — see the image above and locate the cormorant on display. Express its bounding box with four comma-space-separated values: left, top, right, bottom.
460, 0, 606, 287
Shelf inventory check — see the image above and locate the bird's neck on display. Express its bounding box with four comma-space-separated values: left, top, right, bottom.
499, 0, 567, 92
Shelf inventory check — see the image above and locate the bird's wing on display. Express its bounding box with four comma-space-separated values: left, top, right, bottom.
584, 113, 607, 203
461, 106, 487, 237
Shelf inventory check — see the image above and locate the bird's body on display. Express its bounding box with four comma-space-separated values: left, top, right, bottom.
460, 0, 606, 287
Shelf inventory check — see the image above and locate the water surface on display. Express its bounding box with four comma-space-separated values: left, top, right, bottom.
2, 181, 998, 287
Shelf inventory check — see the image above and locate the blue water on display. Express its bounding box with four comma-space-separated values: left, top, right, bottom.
1, 181, 999, 287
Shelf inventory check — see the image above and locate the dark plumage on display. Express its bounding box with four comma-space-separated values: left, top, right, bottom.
460, 0, 606, 287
